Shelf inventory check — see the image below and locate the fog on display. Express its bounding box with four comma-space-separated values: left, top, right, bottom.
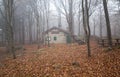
0, 0, 120, 45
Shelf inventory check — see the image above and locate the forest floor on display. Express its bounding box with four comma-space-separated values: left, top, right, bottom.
0, 42, 120, 77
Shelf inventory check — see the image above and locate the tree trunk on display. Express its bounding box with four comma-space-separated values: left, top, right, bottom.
85, 0, 91, 57
82, 0, 91, 57
68, 0, 75, 43
93, 19, 96, 39
99, 7, 102, 39
3, 0, 16, 59
78, 2, 81, 37
103, 0, 112, 48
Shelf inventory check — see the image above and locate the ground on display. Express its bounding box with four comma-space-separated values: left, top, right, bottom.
0, 42, 120, 77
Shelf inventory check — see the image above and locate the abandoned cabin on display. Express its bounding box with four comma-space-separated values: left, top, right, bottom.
44, 27, 72, 44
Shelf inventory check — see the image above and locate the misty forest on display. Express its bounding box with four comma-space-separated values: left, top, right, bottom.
0, 0, 120, 77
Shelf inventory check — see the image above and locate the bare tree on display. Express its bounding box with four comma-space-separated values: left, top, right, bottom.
93, 18, 96, 38
103, 0, 112, 48
99, 5, 103, 39
54, 0, 75, 42
43, 0, 50, 47
82, 0, 91, 57
3, 0, 16, 59
31, 0, 42, 48
78, 0, 81, 37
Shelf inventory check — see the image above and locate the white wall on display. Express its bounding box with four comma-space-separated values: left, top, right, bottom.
45, 30, 67, 44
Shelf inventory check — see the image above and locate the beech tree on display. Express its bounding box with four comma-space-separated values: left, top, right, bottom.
53, 0, 76, 42
82, 0, 91, 57
99, 5, 103, 39
103, 0, 112, 48
44, 0, 50, 47
2, 0, 16, 59
78, 1, 81, 37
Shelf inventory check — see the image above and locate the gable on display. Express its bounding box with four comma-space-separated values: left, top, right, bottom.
50, 29, 63, 34
44, 27, 69, 35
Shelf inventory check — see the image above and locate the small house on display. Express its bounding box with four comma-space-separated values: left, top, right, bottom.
44, 27, 71, 44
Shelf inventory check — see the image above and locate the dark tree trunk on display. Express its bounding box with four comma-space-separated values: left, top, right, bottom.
68, 0, 75, 43
103, 0, 112, 48
78, 2, 81, 36
93, 19, 96, 38
82, 0, 91, 57
85, 0, 91, 57
99, 7, 102, 39
3, 0, 16, 59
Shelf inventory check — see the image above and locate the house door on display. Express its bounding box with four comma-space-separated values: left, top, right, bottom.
66, 35, 71, 43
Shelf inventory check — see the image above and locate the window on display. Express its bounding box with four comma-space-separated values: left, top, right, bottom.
54, 36, 57, 41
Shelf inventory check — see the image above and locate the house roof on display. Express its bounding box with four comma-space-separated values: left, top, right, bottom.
44, 27, 70, 34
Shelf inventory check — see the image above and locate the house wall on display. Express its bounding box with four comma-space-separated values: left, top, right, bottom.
45, 30, 67, 44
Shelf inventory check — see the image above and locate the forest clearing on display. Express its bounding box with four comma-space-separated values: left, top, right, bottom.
0, 42, 120, 77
